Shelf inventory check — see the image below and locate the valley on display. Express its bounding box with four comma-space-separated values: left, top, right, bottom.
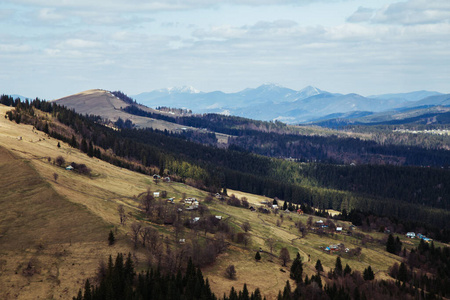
1, 93, 450, 299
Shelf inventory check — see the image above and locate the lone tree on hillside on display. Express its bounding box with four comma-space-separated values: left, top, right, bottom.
53, 172, 59, 182
55, 155, 65, 167
279, 247, 291, 267
255, 251, 261, 261
130, 222, 142, 249
225, 265, 236, 279
117, 204, 127, 225
266, 238, 276, 254
108, 230, 115, 245
241, 221, 251, 232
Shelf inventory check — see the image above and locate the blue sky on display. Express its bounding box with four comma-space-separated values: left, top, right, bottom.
1, 0, 449, 99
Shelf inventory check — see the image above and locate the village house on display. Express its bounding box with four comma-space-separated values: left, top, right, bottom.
406, 232, 416, 238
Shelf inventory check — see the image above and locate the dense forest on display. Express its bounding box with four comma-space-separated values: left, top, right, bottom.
2, 94, 450, 242
122, 100, 450, 166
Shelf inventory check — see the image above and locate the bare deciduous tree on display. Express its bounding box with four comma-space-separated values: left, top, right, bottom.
53, 172, 59, 182
225, 264, 236, 279
55, 155, 65, 167
279, 247, 291, 267
140, 227, 152, 247
266, 238, 276, 254
307, 216, 313, 229
141, 189, 154, 216
241, 221, 251, 232
130, 222, 142, 248
117, 204, 127, 225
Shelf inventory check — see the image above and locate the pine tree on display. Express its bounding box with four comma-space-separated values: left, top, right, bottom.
334, 257, 343, 277
290, 253, 303, 283
108, 230, 115, 245
88, 141, 94, 157
83, 279, 92, 300
386, 234, 396, 254
255, 251, 261, 261
363, 265, 374, 280
315, 259, 323, 273
282, 280, 292, 300
344, 264, 352, 276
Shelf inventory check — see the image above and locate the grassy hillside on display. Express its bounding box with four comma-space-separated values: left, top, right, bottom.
53, 89, 230, 143
1, 103, 447, 299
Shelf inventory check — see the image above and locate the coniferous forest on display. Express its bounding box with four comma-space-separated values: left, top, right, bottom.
2, 94, 450, 242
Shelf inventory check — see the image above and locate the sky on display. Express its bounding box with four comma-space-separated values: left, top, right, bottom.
0, 0, 449, 99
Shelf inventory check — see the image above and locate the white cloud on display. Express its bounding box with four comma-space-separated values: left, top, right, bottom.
349, 0, 450, 25
61, 39, 101, 48
37, 8, 64, 21
0, 43, 32, 53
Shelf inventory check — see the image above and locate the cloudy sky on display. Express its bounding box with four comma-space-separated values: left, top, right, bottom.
1, 0, 449, 99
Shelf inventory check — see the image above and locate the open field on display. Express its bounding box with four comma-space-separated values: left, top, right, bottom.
1, 103, 445, 299
0, 104, 207, 299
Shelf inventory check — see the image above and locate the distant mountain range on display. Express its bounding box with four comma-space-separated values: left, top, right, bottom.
132, 84, 448, 124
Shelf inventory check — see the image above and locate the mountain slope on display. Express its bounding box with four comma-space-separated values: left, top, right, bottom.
53, 89, 203, 133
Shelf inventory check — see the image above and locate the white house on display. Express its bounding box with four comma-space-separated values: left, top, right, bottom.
192, 217, 200, 223
153, 192, 160, 198
406, 232, 416, 238
215, 216, 222, 220
336, 227, 343, 232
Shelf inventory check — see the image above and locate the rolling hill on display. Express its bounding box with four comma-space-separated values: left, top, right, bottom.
1, 102, 435, 299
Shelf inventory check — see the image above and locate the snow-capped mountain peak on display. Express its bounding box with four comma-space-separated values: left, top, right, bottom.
163, 86, 201, 94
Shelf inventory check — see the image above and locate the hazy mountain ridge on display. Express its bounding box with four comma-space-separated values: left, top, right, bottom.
132, 85, 447, 124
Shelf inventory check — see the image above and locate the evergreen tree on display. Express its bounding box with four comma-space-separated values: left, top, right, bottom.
290, 253, 303, 284
57, 141, 61, 148
395, 237, 403, 254
386, 234, 396, 254
363, 266, 374, 280
344, 264, 352, 276
334, 257, 343, 277
70, 134, 78, 148
315, 259, 323, 273
83, 279, 92, 300
282, 280, 292, 300
88, 141, 94, 157
255, 251, 261, 261
398, 262, 408, 282
108, 230, 115, 246
315, 259, 323, 274
282, 201, 288, 210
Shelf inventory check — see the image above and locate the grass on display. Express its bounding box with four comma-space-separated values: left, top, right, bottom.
0, 104, 446, 299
